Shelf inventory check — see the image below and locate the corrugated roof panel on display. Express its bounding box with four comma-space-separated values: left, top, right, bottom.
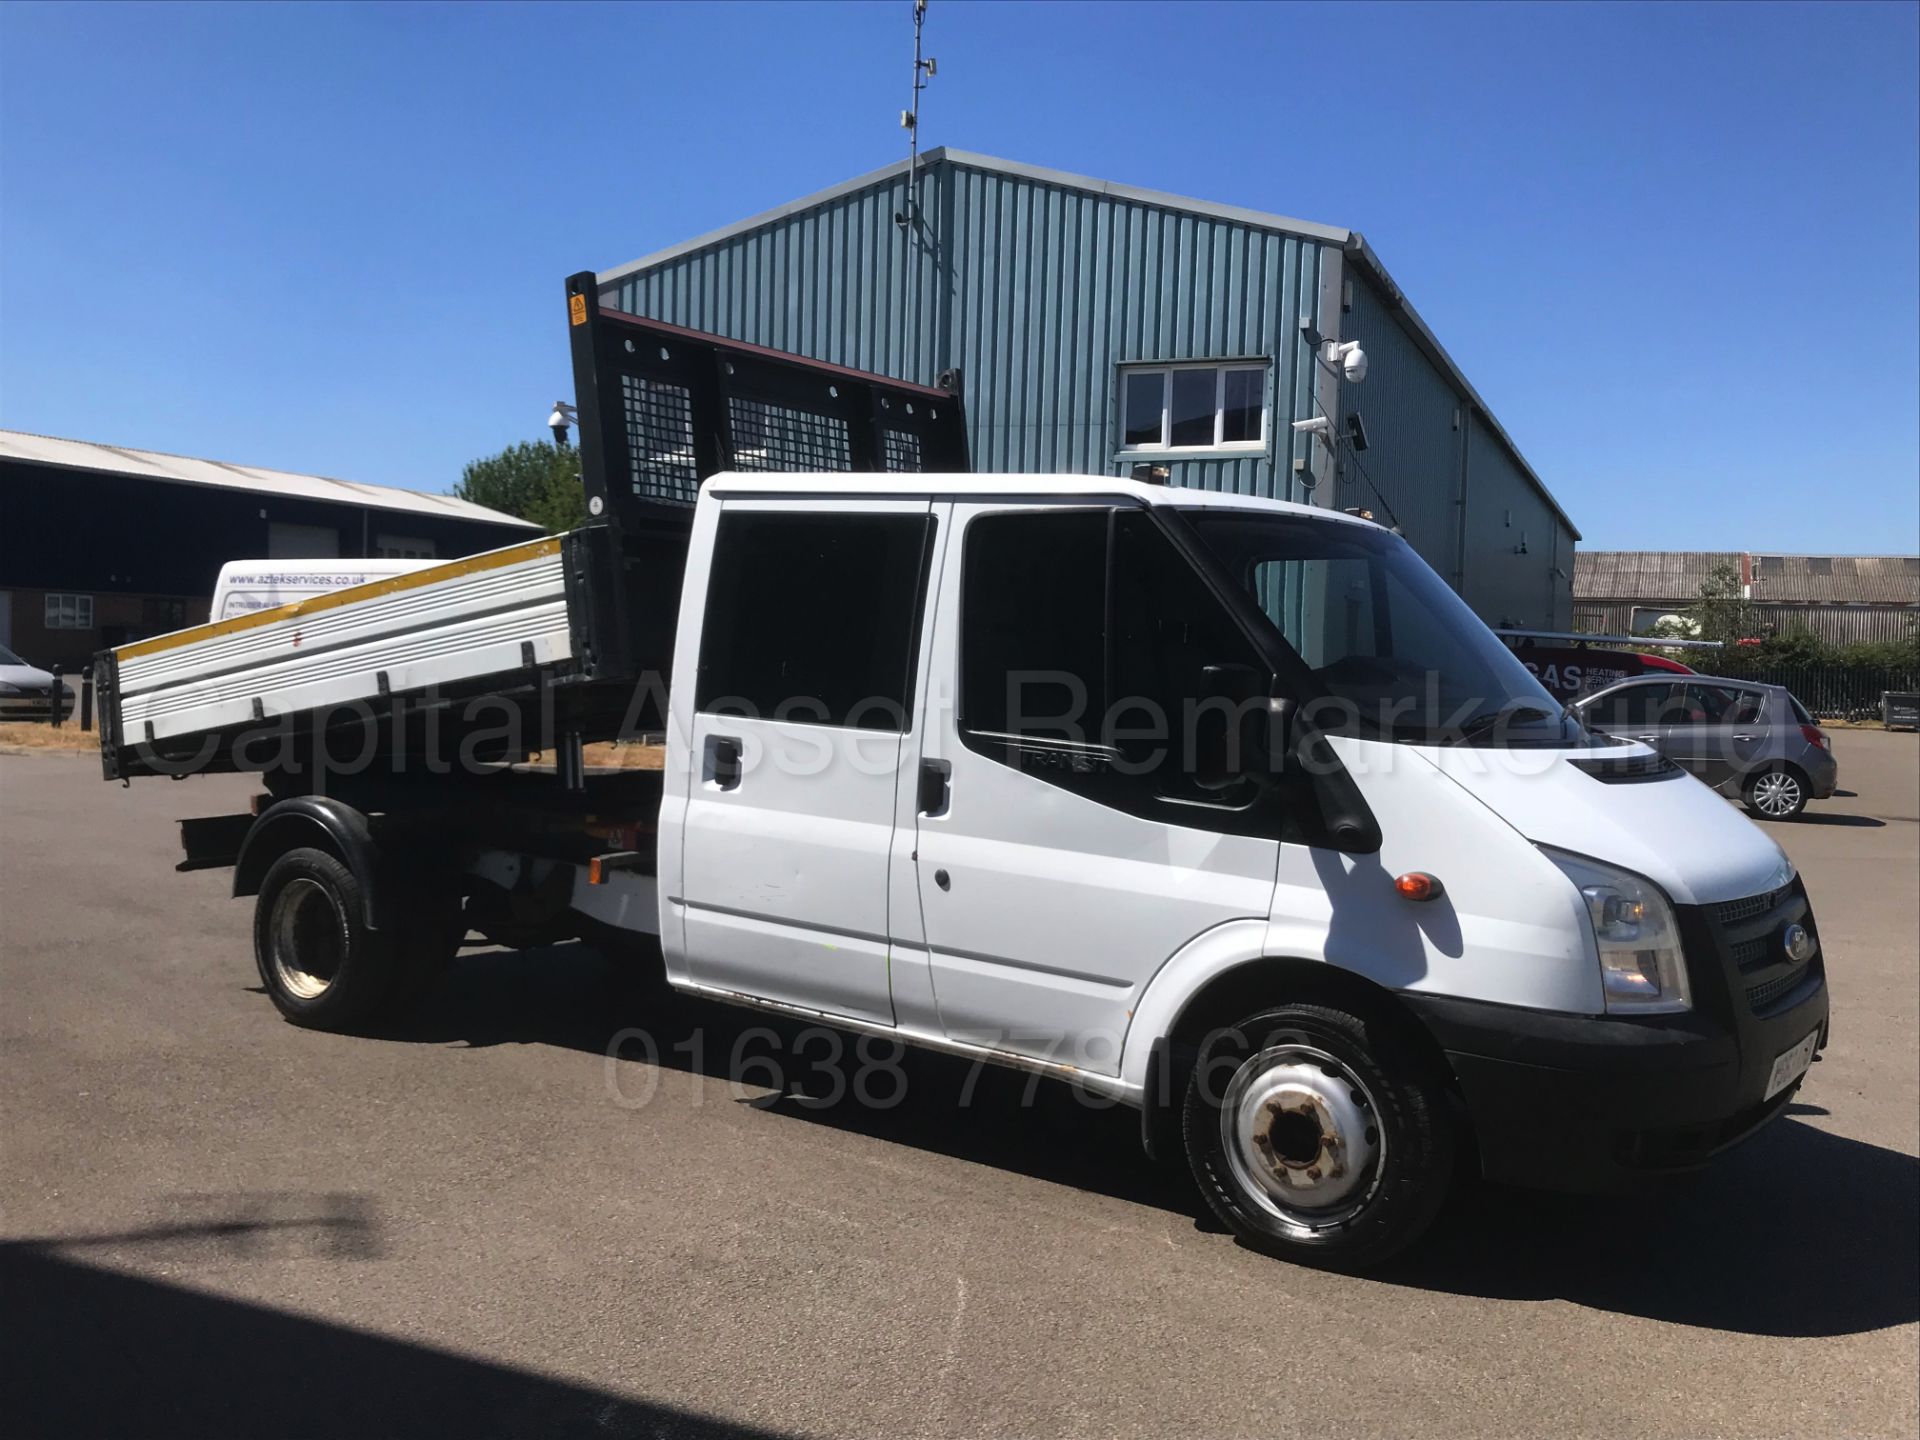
0, 430, 537, 528
1575, 550, 1744, 601
1581, 550, 1920, 605
1750, 553, 1920, 604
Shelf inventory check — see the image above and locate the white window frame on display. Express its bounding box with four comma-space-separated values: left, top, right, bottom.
44, 593, 94, 630
1117, 361, 1270, 455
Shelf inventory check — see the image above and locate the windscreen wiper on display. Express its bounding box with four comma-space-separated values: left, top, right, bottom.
1448, 705, 1553, 747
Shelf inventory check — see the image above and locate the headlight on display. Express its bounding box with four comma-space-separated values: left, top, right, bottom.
1543, 848, 1691, 1014
0, 683, 21, 696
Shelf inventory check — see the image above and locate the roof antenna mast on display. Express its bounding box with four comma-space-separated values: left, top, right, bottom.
895, 0, 936, 370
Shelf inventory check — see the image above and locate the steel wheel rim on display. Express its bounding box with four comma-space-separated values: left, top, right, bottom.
1219, 1043, 1384, 1234
270, 878, 345, 1000
1754, 772, 1801, 817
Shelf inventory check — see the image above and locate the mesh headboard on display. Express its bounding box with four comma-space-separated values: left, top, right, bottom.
565, 272, 968, 535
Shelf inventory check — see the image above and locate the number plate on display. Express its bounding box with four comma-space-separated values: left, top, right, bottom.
1765, 1030, 1819, 1100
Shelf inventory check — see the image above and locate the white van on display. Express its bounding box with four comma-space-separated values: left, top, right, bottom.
208, 559, 440, 622
127, 473, 1828, 1270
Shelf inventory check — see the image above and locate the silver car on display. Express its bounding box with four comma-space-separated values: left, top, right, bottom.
1572, 674, 1838, 820
0, 643, 67, 722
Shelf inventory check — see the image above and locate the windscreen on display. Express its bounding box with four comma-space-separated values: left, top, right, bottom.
1185, 510, 1581, 745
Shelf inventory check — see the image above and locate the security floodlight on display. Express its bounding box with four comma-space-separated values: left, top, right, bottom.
1345, 411, 1369, 452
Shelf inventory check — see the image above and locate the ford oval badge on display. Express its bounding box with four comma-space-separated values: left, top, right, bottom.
1782, 922, 1816, 964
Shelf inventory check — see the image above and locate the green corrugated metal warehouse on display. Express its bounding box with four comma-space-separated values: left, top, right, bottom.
598, 148, 1579, 629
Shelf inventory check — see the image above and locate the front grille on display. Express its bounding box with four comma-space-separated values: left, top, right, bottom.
1713, 882, 1796, 927
1703, 878, 1817, 1016
1747, 964, 1812, 1013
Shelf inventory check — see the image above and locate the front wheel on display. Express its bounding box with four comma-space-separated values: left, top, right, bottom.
1744, 766, 1808, 821
1182, 1002, 1454, 1270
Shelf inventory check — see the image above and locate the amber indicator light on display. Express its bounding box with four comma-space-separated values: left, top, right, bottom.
1394, 872, 1442, 901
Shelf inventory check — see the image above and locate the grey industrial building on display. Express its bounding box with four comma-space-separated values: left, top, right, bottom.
598, 148, 1580, 629
0, 430, 536, 671
1575, 550, 1920, 646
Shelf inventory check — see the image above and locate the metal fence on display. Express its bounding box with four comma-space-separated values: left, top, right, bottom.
1707, 662, 1920, 721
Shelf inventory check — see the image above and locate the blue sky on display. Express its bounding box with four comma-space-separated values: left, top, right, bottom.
2, 0, 1915, 552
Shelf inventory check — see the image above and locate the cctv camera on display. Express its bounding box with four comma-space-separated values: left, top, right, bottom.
1326, 340, 1368, 384
1291, 416, 1333, 436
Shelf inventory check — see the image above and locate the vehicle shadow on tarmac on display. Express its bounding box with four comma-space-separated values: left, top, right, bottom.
0, 1221, 797, 1440
1397, 1119, 1920, 1337
378, 940, 1916, 1342
379, 939, 1197, 1219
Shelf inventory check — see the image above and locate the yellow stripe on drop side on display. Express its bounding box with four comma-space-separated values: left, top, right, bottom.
114, 536, 564, 662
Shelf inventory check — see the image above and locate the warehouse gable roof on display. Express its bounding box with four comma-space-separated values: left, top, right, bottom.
1750, 553, 1920, 605
1574, 550, 1745, 601
596, 147, 1578, 541
1577, 550, 1920, 605
0, 430, 538, 529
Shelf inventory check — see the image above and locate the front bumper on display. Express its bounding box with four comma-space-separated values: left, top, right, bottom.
1405, 881, 1828, 1194
0, 691, 67, 721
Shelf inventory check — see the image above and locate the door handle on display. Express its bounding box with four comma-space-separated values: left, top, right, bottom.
1632, 733, 1660, 743
918, 758, 951, 816
1732, 733, 1758, 742
705, 735, 742, 790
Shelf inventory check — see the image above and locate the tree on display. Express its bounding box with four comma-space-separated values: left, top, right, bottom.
1749, 624, 1826, 667
1690, 561, 1755, 646
455, 441, 588, 534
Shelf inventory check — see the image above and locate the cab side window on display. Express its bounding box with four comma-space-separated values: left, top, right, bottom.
960, 510, 1108, 742
1111, 511, 1268, 802
960, 506, 1273, 822
698, 509, 933, 730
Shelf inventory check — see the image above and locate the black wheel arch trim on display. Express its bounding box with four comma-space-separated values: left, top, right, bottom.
233, 797, 387, 930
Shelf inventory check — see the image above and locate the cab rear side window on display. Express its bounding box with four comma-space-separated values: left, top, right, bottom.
696, 509, 933, 730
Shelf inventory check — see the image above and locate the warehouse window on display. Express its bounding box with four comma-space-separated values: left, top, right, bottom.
375, 534, 436, 559
1118, 363, 1268, 453
44, 593, 94, 630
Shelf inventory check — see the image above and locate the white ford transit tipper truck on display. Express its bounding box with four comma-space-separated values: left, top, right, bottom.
96, 286, 1828, 1269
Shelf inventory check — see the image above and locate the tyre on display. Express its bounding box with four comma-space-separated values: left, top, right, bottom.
1743, 765, 1808, 821
253, 847, 452, 1030
1182, 1001, 1454, 1270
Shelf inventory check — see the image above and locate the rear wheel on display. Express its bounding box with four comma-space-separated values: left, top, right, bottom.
254, 848, 456, 1029
1744, 766, 1808, 821
1182, 1001, 1454, 1270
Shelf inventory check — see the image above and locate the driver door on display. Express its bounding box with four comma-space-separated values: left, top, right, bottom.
908, 503, 1283, 1076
